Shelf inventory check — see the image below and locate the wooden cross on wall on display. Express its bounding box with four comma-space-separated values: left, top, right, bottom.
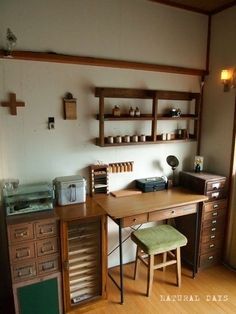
1, 93, 25, 115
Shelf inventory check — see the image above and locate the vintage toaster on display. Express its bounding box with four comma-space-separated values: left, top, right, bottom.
54, 175, 86, 206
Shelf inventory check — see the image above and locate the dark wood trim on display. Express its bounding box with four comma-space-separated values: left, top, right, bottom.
149, 0, 236, 15
149, 0, 209, 15
205, 15, 211, 73
0, 50, 207, 77
211, 1, 236, 15
196, 76, 205, 155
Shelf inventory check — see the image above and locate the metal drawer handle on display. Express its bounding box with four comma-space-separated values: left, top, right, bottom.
212, 212, 218, 216
41, 245, 54, 253
210, 235, 216, 239
42, 262, 55, 271
40, 227, 53, 234
212, 192, 219, 198
211, 227, 216, 231
209, 244, 215, 248
212, 220, 217, 224
213, 204, 219, 209
16, 249, 30, 258
208, 256, 214, 260
18, 267, 33, 277
15, 231, 27, 238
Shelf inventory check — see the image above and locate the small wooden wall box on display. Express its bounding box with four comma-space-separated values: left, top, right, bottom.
63, 97, 77, 120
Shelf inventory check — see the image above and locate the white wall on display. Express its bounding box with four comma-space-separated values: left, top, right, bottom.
0, 0, 208, 267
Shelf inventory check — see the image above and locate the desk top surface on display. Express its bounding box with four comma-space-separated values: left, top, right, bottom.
94, 187, 208, 219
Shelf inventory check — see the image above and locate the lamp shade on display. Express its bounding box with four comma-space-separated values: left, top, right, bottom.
221, 69, 230, 81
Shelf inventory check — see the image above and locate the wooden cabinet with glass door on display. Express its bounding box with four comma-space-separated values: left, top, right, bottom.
56, 197, 107, 313
95, 87, 201, 147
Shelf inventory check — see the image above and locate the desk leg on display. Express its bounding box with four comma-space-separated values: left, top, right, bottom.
193, 206, 201, 278
118, 221, 124, 304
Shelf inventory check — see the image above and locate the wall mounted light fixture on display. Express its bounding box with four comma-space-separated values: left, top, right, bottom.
221, 68, 236, 92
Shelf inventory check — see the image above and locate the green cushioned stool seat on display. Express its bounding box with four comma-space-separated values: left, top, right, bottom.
131, 224, 187, 255
131, 224, 188, 297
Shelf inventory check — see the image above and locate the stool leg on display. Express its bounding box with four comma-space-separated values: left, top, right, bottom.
176, 247, 181, 287
134, 246, 140, 280
162, 252, 167, 271
147, 254, 154, 297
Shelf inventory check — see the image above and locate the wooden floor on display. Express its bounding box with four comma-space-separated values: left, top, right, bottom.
71, 262, 236, 314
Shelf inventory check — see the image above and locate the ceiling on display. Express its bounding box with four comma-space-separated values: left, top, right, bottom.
149, 0, 236, 14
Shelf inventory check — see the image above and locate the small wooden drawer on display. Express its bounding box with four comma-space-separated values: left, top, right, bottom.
200, 240, 223, 254
122, 213, 148, 227
149, 204, 197, 222
206, 179, 226, 192
36, 237, 58, 257
206, 190, 226, 202
12, 261, 37, 282
35, 220, 58, 239
203, 209, 225, 221
10, 242, 36, 263
201, 232, 222, 243
37, 255, 59, 275
203, 199, 227, 213
202, 223, 225, 236
8, 223, 34, 244
199, 250, 221, 268
202, 217, 225, 229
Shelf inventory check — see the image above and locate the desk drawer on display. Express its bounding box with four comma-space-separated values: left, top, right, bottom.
35, 220, 58, 239
8, 223, 34, 244
206, 190, 225, 202
206, 179, 226, 192
200, 240, 223, 254
12, 261, 37, 283
37, 254, 59, 275
199, 250, 221, 268
122, 213, 148, 227
149, 204, 197, 222
10, 242, 36, 263
36, 237, 59, 257
203, 199, 227, 214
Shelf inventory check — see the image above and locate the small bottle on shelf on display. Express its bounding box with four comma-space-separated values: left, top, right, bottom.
112, 105, 121, 117
135, 107, 140, 116
129, 107, 135, 117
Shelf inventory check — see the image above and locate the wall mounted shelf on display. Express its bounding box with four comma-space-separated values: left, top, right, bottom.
0, 50, 207, 77
95, 87, 201, 147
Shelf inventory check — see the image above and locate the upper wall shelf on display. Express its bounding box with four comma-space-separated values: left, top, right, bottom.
95, 87, 201, 147
0, 50, 207, 77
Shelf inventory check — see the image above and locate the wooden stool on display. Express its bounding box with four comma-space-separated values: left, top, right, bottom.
131, 224, 187, 297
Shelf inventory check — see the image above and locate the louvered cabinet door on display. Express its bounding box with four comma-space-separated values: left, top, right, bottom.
61, 216, 107, 313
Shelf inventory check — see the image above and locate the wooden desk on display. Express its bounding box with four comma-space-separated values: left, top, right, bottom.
94, 187, 208, 304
